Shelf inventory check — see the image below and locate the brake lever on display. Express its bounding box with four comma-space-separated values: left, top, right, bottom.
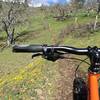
32, 53, 43, 59
32, 51, 66, 62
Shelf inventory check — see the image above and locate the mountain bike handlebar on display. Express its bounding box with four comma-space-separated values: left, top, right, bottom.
13, 45, 100, 55
13, 44, 100, 65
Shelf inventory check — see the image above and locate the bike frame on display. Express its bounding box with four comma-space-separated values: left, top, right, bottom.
88, 71, 100, 100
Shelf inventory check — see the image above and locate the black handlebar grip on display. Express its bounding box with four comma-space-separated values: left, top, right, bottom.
13, 45, 43, 53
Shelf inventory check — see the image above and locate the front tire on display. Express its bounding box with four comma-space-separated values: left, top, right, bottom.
73, 77, 88, 100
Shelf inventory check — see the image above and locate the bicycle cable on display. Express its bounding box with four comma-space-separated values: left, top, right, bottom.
74, 57, 89, 78
63, 56, 90, 78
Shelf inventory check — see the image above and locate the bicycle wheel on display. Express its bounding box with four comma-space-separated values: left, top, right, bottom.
73, 77, 88, 100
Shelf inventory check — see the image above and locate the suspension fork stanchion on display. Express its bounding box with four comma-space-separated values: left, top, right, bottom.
88, 72, 99, 100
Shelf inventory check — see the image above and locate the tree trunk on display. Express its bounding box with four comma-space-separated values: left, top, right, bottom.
7, 33, 14, 46
94, 15, 98, 30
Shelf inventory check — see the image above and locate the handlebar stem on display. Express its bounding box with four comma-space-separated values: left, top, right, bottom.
87, 46, 100, 73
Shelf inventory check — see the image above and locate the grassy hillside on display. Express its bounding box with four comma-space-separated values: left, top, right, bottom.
0, 8, 100, 99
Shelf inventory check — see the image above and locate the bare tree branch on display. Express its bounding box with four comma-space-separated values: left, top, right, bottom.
0, 1, 28, 46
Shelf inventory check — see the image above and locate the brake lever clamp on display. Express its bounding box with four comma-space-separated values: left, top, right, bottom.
42, 45, 64, 62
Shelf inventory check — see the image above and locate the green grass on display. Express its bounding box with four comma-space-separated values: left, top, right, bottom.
0, 52, 59, 99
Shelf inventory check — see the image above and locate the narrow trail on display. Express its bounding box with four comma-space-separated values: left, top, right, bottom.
54, 55, 87, 100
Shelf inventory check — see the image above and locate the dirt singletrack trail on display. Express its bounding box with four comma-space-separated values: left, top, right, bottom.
54, 55, 87, 100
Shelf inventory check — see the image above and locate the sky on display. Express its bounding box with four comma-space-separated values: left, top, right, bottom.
2, 0, 70, 7
31, 0, 70, 7
47, 0, 70, 4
